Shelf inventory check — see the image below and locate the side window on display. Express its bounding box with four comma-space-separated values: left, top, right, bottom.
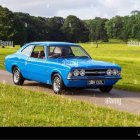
31, 45, 46, 59
48, 46, 55, 58
21, 45, 34, 56
48, 46, 55, 53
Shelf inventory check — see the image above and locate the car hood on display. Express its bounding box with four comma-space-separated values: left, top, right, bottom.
55, 58, 121, 70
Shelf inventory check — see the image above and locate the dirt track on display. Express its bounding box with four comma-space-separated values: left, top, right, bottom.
0, 69, 140, 115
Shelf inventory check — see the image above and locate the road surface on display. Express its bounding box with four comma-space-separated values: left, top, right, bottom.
0, 69, 140, 115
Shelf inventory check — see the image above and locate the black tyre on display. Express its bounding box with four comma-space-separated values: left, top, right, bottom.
99, 86, 113, 93
13, 67, 24, 85
52, 73, 65, 94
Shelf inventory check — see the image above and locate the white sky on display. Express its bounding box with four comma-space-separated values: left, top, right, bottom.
0, 0, 140, 19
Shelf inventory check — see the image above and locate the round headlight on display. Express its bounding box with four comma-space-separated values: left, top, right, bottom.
80, 69, 85, 76
107, 69, 112, 76
112, 69, 118, 75
73, 69, 80, 76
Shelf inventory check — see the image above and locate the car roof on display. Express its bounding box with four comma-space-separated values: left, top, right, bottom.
25, 41, 79, 47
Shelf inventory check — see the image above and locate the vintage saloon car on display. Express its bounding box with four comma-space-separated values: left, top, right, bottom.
5, 42, 122, 94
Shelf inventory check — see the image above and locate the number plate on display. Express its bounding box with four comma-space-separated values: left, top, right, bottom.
88, 80, 104, 85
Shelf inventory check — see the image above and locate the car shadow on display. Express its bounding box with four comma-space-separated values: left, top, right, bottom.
23, 81, 140, 99
63, 88, 121, 98
23, 82, 52, 89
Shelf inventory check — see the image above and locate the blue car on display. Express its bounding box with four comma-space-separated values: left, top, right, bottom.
5, 42, 122, 94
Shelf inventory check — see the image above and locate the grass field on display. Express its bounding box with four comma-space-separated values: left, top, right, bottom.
0, 43, 140, 92
0, 83, 140, 126
0, 46, 19, 69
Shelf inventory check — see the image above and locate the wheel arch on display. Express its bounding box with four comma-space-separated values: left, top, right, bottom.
11, 65, 18, 73
51, 71, 61, 82
50, 70, 64, 85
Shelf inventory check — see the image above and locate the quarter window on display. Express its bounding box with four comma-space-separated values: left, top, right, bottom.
21, 45, 34, 56
31, 45, 46, 59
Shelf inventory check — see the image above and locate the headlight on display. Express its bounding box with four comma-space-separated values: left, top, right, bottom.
107, 69, 112, 76
73, 69, 80, 76
80, 69, 85, 76
112, 69, 118, 75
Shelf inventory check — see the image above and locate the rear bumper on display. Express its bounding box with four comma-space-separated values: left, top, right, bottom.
64, 76, 122, 88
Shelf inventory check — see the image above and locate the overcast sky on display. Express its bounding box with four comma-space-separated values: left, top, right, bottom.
0, 0, 140, 19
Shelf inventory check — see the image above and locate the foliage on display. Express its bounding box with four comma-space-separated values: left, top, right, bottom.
85, 17, 109, 42
61, 15, 89, 42
105, 12, 140, 41
0, 5, 140, 44
0, 6, 15, 41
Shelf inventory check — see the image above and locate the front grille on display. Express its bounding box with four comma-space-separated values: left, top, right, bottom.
85, 69, 107, 76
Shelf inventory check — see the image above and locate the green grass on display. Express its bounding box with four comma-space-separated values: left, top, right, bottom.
0, 83, 140, 126
80, 43, 140, 92
0, 43, 140, 92
0, 46, 20, 69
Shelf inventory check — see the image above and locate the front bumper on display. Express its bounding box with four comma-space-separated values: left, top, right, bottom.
64, 76, 122, 88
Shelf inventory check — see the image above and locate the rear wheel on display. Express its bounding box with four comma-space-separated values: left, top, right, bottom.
99, 86, 113, 93
52, 73, 65, 94
13, 67, 24, 85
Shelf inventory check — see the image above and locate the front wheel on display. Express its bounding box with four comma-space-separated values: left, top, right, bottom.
13, 67, 24, 85
99, 86, 113, 93
52, 74, 65, 94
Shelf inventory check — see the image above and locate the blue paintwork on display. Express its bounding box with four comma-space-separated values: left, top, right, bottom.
5, 42, 122, 88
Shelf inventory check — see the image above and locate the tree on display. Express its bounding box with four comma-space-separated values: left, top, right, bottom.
11, 14, 27, 45
14, 12, 49, 43
105, 16, 126, 40
0, 6, 15, 41
61, 15, 89, 42
44, 16, 65, 41
86, 17, 109, 42
131, 10, 140, 16
120, 16, 129, 41
2, 5, 140, 45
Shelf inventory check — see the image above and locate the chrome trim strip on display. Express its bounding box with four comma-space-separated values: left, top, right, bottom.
67, 76, 122, 80
85, 72, 106, 74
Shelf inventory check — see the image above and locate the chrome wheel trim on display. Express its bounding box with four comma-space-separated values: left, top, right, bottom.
53, 77, 61, 92
14, 70, 20, 83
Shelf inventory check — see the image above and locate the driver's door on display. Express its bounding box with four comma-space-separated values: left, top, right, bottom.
26, 45, 48, 83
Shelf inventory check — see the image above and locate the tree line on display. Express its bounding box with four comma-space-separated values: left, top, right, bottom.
0, 5, 140, 45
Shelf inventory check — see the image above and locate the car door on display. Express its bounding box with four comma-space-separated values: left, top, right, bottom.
26, 45, 48, 83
